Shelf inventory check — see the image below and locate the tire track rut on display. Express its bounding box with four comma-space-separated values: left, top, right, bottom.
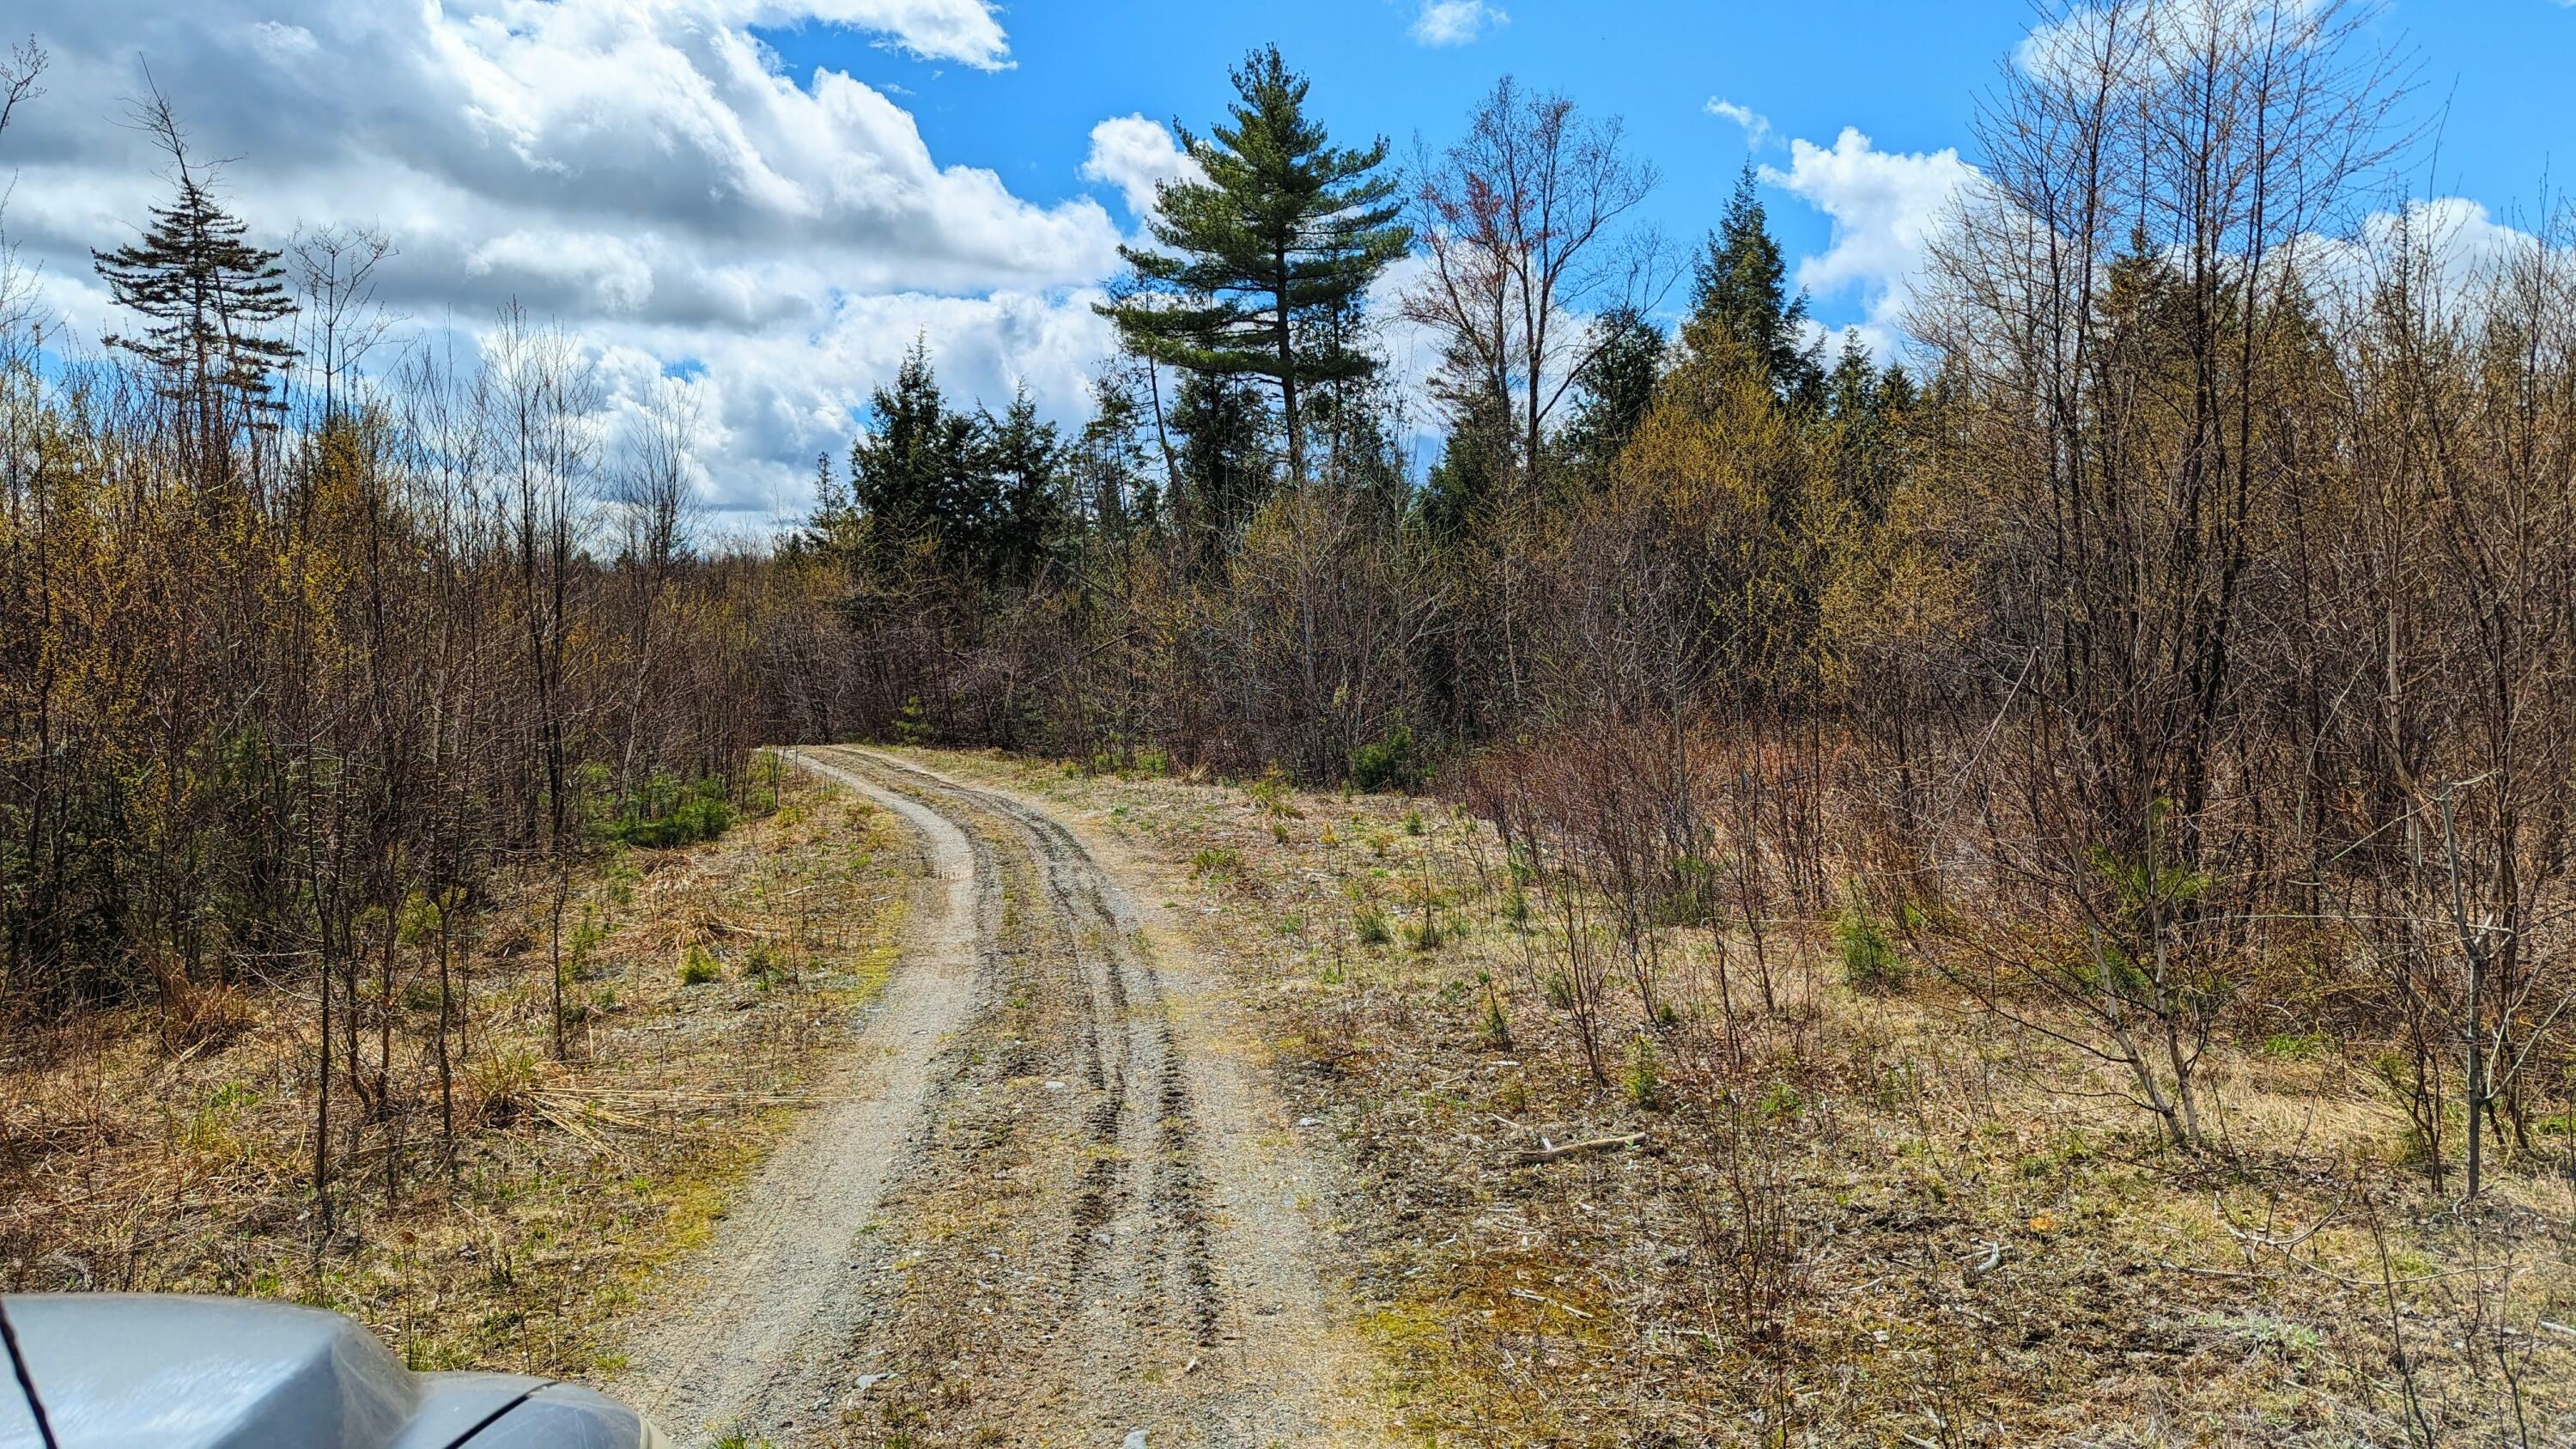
617, 750, 983, 1445
623, 746, 1366, 1446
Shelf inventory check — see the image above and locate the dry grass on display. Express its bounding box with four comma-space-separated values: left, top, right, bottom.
912, 746, 2576, 1447
0, 759, 904, 1380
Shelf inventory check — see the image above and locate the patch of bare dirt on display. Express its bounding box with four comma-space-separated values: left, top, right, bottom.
617, 747, 1382, 1446
617, 751, 982, 1442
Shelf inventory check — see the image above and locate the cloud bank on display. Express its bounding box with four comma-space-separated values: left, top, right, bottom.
1762, 127, 1977, 356
1081, 114, 1206, 221
1, 0, 1127, 515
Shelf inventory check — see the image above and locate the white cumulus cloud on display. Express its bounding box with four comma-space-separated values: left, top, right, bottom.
2014, 0, 2328, 85
1763, 127, 1977, 356
1409, 0, 1510, 46
1081, 114, 1206, 219
719, 0, 1012, 70
1704, 99, 1771, 149
1759, 118, 2532, 365
2296, 195, 2549, 313
3, 0, 1124, 515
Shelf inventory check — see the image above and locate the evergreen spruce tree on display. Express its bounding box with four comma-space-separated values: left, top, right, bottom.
1075, 364, 1157, 539
797, 454, 863, 566
92, 102, 299, 440
1821, 329, 1912, 527
1419, 356, 1514, 544
1683, 166, 1821, 405
1305, 292, 1406, 511
984, 386, 1067, 585
1558, 306, 1668, 484
1826, 330, 1880, 420
1169, 368, 1275, 568
1098, 45, 1410, 484
847, 338, 995, 571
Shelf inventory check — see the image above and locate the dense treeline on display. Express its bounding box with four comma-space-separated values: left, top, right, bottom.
0, 71, 862, 1226
9, 0, 2576, 1198
781, 4, 2576, 1180
781, 58, 1923, 774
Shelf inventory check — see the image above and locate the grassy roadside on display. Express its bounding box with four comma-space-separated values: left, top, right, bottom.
0, 758, 904, 1380
899, 746, 2576, 1446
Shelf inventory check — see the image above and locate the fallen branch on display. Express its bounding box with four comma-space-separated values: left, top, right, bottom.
1512, 1131, 1649, 1165
1510, 1287, 1594, 1320
2158, 1259, 2264, 1282
1964, 1239, 2004, 1281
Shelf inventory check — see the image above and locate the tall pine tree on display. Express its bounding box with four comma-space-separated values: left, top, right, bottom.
1558, 306, 1668, 484
1098, 46, 1410, 484
92, 99, 299, 445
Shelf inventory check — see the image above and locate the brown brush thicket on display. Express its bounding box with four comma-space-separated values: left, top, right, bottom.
0, 72, 838, 1233
787, 3, 2576, 1195
9, 0, 2576, 1299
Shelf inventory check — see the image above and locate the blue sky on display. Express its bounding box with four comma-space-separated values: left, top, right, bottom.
763, 0, 2573, 344
4, 0, 2569, 514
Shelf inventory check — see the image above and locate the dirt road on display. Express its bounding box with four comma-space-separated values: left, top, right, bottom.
618, 747, 1370, 1446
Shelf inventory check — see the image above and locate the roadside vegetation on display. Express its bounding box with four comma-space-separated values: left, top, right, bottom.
9, 0, 2576, 1441
799, 14, 2576, 1439
922, 746, 2576, 1444
0, 765, 902, 1378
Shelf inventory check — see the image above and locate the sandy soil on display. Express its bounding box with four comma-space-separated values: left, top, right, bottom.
617, 750, 983, 1442
617, 747, 1376, 1446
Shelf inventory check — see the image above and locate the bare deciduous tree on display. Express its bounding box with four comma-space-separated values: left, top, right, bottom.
1403, 76, 1666, 484
1916, 0, 2409, 1150
483, 303, 604, 1058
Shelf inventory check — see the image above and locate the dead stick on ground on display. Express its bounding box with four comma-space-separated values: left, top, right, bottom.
1513, 1131, 1649, 1165
1510, 1288, 1594, 1320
